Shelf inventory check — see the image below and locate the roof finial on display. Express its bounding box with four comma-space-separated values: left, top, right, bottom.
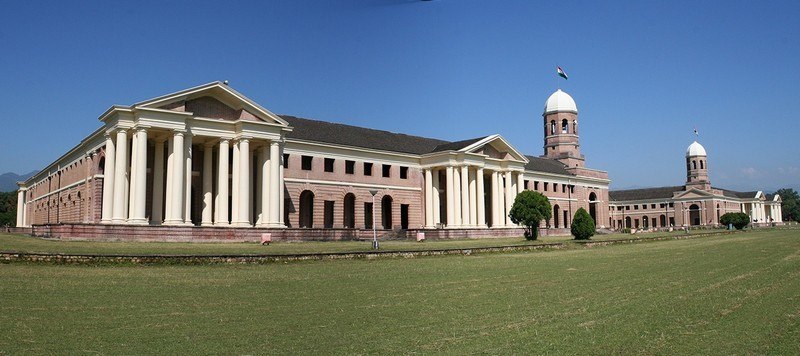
223, 80, 229, 85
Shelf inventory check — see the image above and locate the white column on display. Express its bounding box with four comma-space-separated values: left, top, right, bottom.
235, 138, 251, 226
278, 144, 285, 226
127, 130, 139, 220
777, 205, 782, 222
16, 189, 25, 227
215, 139, 230, 225
446, 166, 455, 227
164, 131, 185, 225
129, 128, 148, 224
424, 169, 434, 228
151, 139, 165, 225
201, 143, 214, 226
183, 134, 193, 224
111, 129, 129, 223
469, 168, 477, 227
100, 133, 116, 223
460, 165, 470, 227
517, 172, 525, 194
453, 167, 462, 227
164, 136, 174, 222
432, 169, 441, 225
259, 144, 270, 226
231, 141, 239, 224
476, 168, 485, 227
505, 171, 513, 226
269, 141, 281, 226
490, 170, 499, 227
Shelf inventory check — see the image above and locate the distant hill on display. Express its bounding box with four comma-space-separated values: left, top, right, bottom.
0, 171, 37, 192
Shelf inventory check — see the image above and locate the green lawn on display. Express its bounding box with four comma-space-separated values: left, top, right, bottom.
1, 229, 709, 256
1, 229, 798, 354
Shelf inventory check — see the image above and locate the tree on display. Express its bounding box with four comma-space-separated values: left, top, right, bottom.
720, 212, 750, 230
509, 191, 552, 240
571, 207, 595, 240
0, 191, 16, 227
775, 188, 799, 222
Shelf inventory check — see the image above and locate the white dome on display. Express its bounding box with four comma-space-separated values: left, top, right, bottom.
686, 141, 707, 157
544, 89, 578, 114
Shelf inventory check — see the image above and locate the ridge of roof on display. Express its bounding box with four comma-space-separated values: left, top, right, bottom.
609, 186, 685, 201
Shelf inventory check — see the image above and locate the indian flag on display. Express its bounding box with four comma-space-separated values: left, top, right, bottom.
557, 66, 568, 80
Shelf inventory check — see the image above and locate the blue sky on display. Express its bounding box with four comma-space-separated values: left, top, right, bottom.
1, 0, 798, 192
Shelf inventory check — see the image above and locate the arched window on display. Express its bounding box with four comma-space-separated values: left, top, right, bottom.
625, 216, 632, 228
689, 204, 701, 226
642, 216, 649, 229
299, 190, 314, 228
659, 214, 666, 227
550, 120, 556, 135
700, 160, 704, 169
561, 119, 568, 133
588, 192, 597, 226
343, 193, 356, 229
692, 161, 697, 170
553, 204, 560, 228
381, 195, 393, 229
573, 120, 577, 134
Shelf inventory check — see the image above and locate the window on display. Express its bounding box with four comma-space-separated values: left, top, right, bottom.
669, 203, 674, 208
400, 166, 408, 179
634, 205, 639, 210
692, 160, 697, 170
524, 180, 530, 190
573, 120, 577, 134
562, 184, 566, 193
660, 203, 666, 208
554, 183, 558, 192
550, 120, 556, 134
301, 155, 313, 170
364, 202, 374, 228
283, 154, 289, 168
650, 204, 656, 209
562, 119, 568, 133
324, 158, 335, 172
544, 182, 549, 191
700, 160, 704, 169
534, 181, 539, 190
364, 162, 373, 176
382, 164, 391, 178
345, 160, 355, 174
570, 185, 575, 194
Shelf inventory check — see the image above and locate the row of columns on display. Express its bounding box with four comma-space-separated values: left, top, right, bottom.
423, 166, 524, 228
749, 202, 782, 223
99, 127, 285, 227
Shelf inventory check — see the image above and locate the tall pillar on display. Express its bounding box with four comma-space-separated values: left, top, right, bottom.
215, 139, 230, 225
517, 172, 525, 194
16, 189, 25, 227
184, 134, 193, 224
476, 168, 485, 227
269, 141, 281, 226
278, 144, 285, 226
231, 141, 239, 224
460, 165, 470, 227
111, 129, 129, 223
453, 167, 462, 226
446, 166, 455, 227
201, 142, 214, 226
258, 145, 270, 226
164, 136, 174, 222
127, 130, 139, 220
490, 171, 499, 227
100, 133, 116, 223
235, 138, 251, 226
469, 168, 477, 227
164, 131, 185, 225
151, 138, 165, 225
432, 169, 441, 225
424, 169, 434, 228
129, 128, 148, 224
777, 205, 783, 222
505, 171, 513, 226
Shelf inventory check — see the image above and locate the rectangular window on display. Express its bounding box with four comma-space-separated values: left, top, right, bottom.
544, 182, 549, 191
669, 203, 674, 208
625, 206, 630, 210
364, 202, 374, 228
562, 184, 566, 193
283, 154, 289, 168
634, 205, 639, 210
345, 160, 355, 174
570, 185, 575, 193
554, 183, 558, 192
324, 158, 335, 172
534, 181, 539, 191
524, 180, 530, 190
659, 203, 666, 208
301, 155, 313, 170
399, 166, 408, 179
382, 164, 391, 178
651, 204, 656, 209
364, 162, 373, 176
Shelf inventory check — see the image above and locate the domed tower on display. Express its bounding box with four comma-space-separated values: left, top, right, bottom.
686, 141, 711, 191
543, 89, 584, 167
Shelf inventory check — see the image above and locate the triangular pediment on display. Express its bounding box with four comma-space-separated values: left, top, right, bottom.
134, 82, 288, 126
462, 135, 528, 162
674, 188, 715, 199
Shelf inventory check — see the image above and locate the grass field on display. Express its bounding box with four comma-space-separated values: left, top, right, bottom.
1, 229, 799, 354
1, 229, 702, 256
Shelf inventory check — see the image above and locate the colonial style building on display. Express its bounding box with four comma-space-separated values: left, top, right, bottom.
607, 140, 783, 230
15, 82, 611, 240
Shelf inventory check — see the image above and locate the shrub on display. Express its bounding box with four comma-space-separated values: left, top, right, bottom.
509, 191, 552, 240
571, 208, 595, 240
720, 212, 750, 230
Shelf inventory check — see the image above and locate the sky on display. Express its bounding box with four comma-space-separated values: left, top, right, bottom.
0, 0, 798, 192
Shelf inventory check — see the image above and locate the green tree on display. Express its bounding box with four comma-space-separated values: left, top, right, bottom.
720, 212, 750, 230
571, 207, 595, 240
775, 188, 799, 222
509, 191, 552, 240
0, 191, 16, 227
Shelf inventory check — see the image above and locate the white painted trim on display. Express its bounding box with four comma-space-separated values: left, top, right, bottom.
283, 178, 421, 192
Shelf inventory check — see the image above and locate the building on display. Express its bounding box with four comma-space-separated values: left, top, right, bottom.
607, 140, 783, 230
15, 82, 611, 240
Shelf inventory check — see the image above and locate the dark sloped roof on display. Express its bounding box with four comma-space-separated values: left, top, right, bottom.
609, 186, 685, 201
431, 137, 487, 153
524, 155, 570, 175
281, 115, 448, 155
765, 193, 775, 200
716, 187, 757, 199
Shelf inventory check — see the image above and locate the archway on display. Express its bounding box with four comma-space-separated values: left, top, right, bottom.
716, 204, 720, 224
659, 214, 666, 227
299, 190, 314, 228
381, 195, 393, 229
642, 215, 649, 229
343, 193, 356, 228
588, 192, 597, 226
553, 204, 560, 228
689, 204, 701, 226
625, 216, 632, 228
